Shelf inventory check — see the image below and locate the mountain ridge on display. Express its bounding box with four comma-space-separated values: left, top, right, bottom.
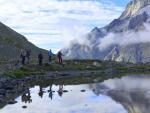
63, 0, 150, 63
0, 21, 47, 61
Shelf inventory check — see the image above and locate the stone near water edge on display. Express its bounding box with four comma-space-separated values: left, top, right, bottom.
92, 62, 101, 67
8, 100, 17, 105
22, 106, 27, 109
0, 89, 6, 96
63, 90, 69, 93
81, 90, 86, 92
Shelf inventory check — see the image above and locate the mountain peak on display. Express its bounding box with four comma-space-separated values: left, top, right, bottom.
120, 0, 150, 19
63, 0, 150, 63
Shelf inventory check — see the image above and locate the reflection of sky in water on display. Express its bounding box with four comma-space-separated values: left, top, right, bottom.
89, 75, 150, 113
0, 85, 127, 113
100, 75, 150, 91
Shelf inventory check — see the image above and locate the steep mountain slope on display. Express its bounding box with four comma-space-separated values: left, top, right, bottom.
63, 0, 150, 63
0, 22, 47, 61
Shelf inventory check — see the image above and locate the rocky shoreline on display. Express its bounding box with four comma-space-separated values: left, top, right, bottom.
0, 70, 107, 108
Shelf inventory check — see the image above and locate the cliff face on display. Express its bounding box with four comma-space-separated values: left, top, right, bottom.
120, 0, 150, 19
0, 22, 47, 61
63, 0, 150, 63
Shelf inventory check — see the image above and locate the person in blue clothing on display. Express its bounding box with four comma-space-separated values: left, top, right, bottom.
48, 49, 53, 63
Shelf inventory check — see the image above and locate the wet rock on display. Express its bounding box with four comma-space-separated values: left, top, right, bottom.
8, 100, 17, 104
47, 90, 55, 93
63, 90, 69, 92
0, 89, 6, 96
62, 73, 70, 76
58, 73, 70, 76
93, 62, 101, 67
6, 86, 14, 90
0, 98, 5, 102
81, 90, 86, 92
6, 90, 16, 93
22, 106, 27, 109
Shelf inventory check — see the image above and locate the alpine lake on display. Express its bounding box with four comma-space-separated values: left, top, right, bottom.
0, 73, 149, 113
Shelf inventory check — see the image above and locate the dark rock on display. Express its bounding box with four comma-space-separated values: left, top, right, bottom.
22, 106, 27, 109
81, 90, 86, 92
0, 89, 6, 96
62, 73, 70, 76
8, 100, 17, 104
63, 90, 69, 93
6, 86, 14, 90
0, 94, 4, 98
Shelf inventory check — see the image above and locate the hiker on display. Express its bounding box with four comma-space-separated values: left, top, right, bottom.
38, 52, 43, 66
48, 49, 53, 63
57, 51, 63, 64
22, 91, 32, 103
27, 91, 32, 103
26, 49, 31, 64
49, 84, 53, 100
38, 86, 44, 98
20, 50, 26, 65
58, 85, 63, 97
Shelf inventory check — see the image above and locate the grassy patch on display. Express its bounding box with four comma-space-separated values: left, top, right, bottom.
114, 66, 129, 71
4, 65, 45, 78
3, 60, 150, 78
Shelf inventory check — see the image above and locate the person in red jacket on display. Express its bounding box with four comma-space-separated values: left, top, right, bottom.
57, 51, 63, 64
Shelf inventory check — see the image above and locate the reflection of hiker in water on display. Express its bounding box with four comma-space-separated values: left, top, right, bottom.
20, 50, 26, 65
57, 51, 63, 64
38, 53, 43, 66
38, 86, 44, 98
48, 49, 53, 64
58, 85, 63, 97
22, 93, 27, 103
27, 91, 32, 103
48, 82, 53, 100
26, 49, 31, 64
22, 91, 32, 103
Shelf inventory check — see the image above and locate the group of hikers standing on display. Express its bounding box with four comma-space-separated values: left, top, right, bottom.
20, 49, 63, 66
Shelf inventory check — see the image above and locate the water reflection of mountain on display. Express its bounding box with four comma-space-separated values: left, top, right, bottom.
89, 75, 150, 113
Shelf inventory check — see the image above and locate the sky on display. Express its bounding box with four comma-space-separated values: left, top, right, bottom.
0, 0, 130, 53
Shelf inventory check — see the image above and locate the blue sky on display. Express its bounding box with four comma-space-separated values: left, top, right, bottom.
0, 0, 130, 53
112, 0, 130, 6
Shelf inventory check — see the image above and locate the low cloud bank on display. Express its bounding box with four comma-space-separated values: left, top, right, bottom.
98, 24, 150, 50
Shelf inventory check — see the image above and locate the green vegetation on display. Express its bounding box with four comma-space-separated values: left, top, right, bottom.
2, 60, 150, 78
4, 65, 45, 78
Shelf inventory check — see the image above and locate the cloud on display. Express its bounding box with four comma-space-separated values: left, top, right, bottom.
98, 23, 150, 50
0, 0, 125, 52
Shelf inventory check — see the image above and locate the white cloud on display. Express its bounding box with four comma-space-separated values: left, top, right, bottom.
0, 0, 125, 52
98, 24, 150, 50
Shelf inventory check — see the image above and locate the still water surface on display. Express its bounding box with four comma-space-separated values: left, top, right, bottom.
0, 74, 150, 113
